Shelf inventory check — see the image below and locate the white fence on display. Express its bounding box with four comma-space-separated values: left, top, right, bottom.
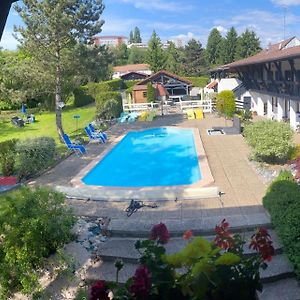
123, 102, 159, 112
122, 99, 212, 114
179, 100, 212, 113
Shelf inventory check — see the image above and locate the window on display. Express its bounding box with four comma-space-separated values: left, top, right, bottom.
143, 92, 147, 98
285, 70, 293, 82
297, 102, 300, 113
272, 97, 278, 108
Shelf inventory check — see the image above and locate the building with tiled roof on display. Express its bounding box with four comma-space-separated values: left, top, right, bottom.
112, 64, 152, 79
212, 37, 300, 130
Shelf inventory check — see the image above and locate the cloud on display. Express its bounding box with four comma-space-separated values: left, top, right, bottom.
271, 0, 300, 6
214, 26, 228, 34
214, 9, 300, 46
101, 17, 143, 36
0, 30, 19, 50
117, 0, 194, 12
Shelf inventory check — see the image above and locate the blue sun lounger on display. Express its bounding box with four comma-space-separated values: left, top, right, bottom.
88, 123, 107, 141
85, 126, 106, 143
62, 134, 86, 155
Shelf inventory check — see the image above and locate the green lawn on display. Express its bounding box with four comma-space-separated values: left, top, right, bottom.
0, 105, 96, 147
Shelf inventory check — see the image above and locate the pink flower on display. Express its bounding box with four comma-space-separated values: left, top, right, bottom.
89, 280, 110, 300
129, 265, 151, 298
149, 223, 170, 244
183, 230, 193, 240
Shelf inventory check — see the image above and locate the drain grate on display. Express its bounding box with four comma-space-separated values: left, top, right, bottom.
206, 129, 225, 136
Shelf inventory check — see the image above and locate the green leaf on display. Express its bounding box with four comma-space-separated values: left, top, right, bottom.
215, 252, 240, 266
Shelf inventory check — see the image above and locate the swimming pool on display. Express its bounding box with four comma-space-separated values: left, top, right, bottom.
82, 127, 202, 187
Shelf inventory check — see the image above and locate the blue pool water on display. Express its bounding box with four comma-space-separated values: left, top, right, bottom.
83, 127, 202, 187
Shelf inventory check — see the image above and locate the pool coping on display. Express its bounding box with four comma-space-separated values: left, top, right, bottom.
70, 127, 217, 200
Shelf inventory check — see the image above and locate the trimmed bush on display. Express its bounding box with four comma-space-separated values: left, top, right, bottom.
244, 120, 294, 163
97, 98, 123, 120
85, 79, 123, 98
123, 80, 140, 90
73, 86, 95, 107
184, 76, 209, 88
147, 82, 156, 103
0, 139, 18, 176
263, 171, 300, 279
216, 90, 236, 118
16, 137, 56, 179
95, 92, 122, 118
0, 187, 76, 297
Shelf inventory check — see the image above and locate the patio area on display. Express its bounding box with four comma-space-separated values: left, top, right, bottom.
30, 113, 269, 229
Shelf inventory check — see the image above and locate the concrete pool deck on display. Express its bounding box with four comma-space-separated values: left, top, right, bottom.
31, 114, 267, 210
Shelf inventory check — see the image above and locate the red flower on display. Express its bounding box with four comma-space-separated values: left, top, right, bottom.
149, 223, 170, 244
249, 227, 275, 262
129, 265, 151, 298
214, 219, 234, 250
183, 230, 193, 240
89, 280, 110, 300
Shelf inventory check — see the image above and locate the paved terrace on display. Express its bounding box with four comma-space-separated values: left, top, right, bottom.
30, 114, 269, 228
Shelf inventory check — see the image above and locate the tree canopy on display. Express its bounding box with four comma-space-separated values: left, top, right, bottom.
146, 31, 166, 72
206, 28, 223, 66
14, 0, 105, 137
235, 29, 261, 60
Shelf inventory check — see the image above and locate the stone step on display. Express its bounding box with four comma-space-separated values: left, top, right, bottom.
258, 278, 300, 300
260, 254, 295, 283
109, 213, 272, 237
97, 229, 282, 263
86, 254, 294, 285
86, 260, 137, 284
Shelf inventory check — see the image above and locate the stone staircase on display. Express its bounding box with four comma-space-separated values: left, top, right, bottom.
67, 198, 300, 300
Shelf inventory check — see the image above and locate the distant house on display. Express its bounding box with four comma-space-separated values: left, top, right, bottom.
94, 35, 128, 47
120, 71, 149, 81
112, 64, 152, 79
132, 70, 192, 103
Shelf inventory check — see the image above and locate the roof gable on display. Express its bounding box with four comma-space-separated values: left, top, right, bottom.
137, 70, 192, 86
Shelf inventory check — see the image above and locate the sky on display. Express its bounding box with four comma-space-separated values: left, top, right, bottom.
2, 0, 300, 50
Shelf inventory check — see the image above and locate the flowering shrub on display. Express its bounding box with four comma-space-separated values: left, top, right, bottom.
88, 220, 274, 300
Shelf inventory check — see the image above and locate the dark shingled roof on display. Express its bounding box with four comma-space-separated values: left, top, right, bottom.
137, 70, 192, 85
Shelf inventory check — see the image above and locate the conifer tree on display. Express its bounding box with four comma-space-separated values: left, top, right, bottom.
206, 28, 223, 66
146, 31, 165, 72
223, 27, 238, 64
15, 0, 104, 138
235, 29, 261, 60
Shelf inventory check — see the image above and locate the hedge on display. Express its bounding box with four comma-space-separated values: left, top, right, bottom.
85, 79, 123, 98
184, 76, 209, 88
16, 137, 56, 179
263, 171, 300, 279
73, 86, 95, 107
0, 139, 18, 176
95, 91, 122, 118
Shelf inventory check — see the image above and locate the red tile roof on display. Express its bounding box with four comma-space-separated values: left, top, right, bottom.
137, 70, 192, 85
206, 80, 218, 89
156, 83, 169, 96
215, 37, 300, 71
113, 64, 150, 73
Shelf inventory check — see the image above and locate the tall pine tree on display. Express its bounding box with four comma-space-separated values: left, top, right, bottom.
146, 31, 165, 72
206, 28, 223, 66
182, 39, 206, 76
235, 29, 261, 60
15, 0, 104, 138
223, 27, 238, 64
133, 27, 142, 43
165, 41, 182, 74
129, 30, 134, 44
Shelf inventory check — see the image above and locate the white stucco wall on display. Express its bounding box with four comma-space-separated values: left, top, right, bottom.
218, 78, 241, 93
